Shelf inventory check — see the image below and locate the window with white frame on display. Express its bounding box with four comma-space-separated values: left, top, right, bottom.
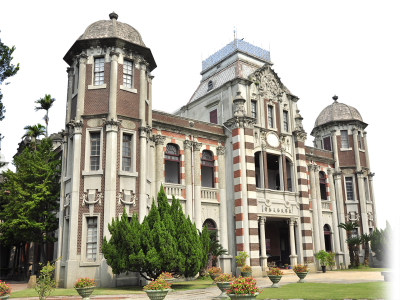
94, 58, 105, 86
90, 132, 101, 171
251, 100, 257, 119
165, 143, 180, 184
122, 133, 132, 171
86, 217, 98, 260
283, 110, 289, 132
341, 130, 349, 148
268, 105, 274, 128
345, 177, 354, 200
123, 60, 133, 88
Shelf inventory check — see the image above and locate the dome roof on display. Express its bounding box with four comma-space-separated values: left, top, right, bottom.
78, 12, 146, 47
314, 96, 363, 127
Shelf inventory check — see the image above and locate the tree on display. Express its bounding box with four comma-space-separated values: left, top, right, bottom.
338, 222, 359, 268
370, 224, 391, 263
0, 137, 61, 263
347, 236, 362, 268
360, 233, 372, 266
103, 186, 207, 280
0, 34, 19, 137
35, 95, 56, 137
22, 123, 46, 142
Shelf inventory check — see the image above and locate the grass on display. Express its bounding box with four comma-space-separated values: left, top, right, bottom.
256, 282, 389, 300
10, 279, 214, 298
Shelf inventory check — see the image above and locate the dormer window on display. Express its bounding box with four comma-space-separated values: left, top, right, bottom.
207, 80, 213, 91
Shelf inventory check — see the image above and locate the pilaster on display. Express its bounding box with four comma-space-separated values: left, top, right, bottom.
183, 140, 193, 219
193, 141, 202, 230
76, 54, 88, 120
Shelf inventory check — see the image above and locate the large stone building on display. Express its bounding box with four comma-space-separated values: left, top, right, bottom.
55, 12, 378, 287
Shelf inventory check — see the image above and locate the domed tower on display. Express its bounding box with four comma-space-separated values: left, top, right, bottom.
311, 95, 377, 264
57, 13, 156, 288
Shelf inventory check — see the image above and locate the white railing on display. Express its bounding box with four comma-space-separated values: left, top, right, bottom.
164, 183, 185, 199
201, 187, 218, 201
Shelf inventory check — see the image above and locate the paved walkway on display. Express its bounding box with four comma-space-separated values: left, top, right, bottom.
8, 270, 386, 300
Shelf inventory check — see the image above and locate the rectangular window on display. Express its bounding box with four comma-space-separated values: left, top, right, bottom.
341, 130, 349, 148
94, 58, 105, 86
122, 134, 132, 171
283, 110, 289, 132
268, 105, 274, 128
364, 177, 370, 201
323, 136, 332, 151
123, 60, 133, 88
86, 217, 97, 260
210, 109, 218, 124
90, 132, 101, 171
251, 100, 257, 119
358, 131, 363, 149
345, 177, 354, 200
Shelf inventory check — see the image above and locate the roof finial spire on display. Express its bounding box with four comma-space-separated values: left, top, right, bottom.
109, 12, 118, 20
333, 95, 338, 102
234, 26, 236, 40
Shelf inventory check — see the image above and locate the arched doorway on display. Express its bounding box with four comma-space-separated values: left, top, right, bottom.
324, 224, 332, 252
202, 219, 218, 267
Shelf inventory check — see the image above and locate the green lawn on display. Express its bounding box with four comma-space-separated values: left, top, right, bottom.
257, 282, 389, 300
10, 279, 214, 298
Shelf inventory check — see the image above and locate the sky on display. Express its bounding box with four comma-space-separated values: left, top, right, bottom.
0, 1, 399, 234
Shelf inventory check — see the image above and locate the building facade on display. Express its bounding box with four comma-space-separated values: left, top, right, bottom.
55, 13, 378, 287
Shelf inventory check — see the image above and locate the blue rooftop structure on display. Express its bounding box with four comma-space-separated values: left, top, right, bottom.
202, 39, 270, 72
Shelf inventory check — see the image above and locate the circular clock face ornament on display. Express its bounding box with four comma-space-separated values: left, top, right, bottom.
266, 132, 280, 148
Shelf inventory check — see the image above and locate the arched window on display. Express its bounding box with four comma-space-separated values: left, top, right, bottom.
165, 143, 180, 184
201, 150, 214, 188
319, 171, 327, 200
207, 80, 213, 91
323, 224, 332, 252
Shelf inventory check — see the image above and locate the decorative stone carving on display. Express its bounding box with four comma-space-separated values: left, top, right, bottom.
224, 116, 255, 130
252, 66, 282, 100
117, 190, 137, 206
154, 135, 166, 145
193, 142, 202, 151
183, 140, 193, 149
265, 132, 280, 148
233, 91, 246, 117
103, 118, 121, 126
87, 119, 103, 128
121, 120, 136, 129
81, 190, 102, 206
216, 146, 226, 156
77, 53, 88, 65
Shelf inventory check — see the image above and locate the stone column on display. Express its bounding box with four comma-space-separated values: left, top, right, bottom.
184, 140, 193, 219
262, 146, 268, 189
64, 120, 83, 288
217, 145, 231, 273
368, 173, 377, 227
66, 67, 74, 124
193, 141, 202, 230
139, 62, 148, 126
76, 54, 87, 120
290, 162, 295, 192
148, 76, 154, 127
154, 135, 166, 194
363, 132, 371, 170
327, 168, 341, 254
308, 164, 320, 252
289, 218, 298, 266
259, 217, 268, 271
279, 153, 284, 191
334, 171, 349, 267
108, 51, 119, 120
331, 129, 340, 170
138, 126, 148, 222
314, 166, 325, 249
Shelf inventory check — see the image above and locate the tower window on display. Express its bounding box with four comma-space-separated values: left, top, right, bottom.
323, 136, 332, 151
283, 110, 289, 132
165, 143, 180, 184
341, 130, 349, 148
94, 58, 105, 86
358, 131, 363, 149
123, 60, 133, 88
207, 80, 213, 91
90, 132, 101, 171
86, 217, 98, 260
210, 109, 218, 124
268, 105, 274, 128
345, 177, 354, 200
319, 171, 327, 200
201, 150, 214, 188
122, 134, 132, 171
251, 100, 257, 119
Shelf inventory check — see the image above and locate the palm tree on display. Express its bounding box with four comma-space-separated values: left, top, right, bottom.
34, 94, 56, 137
22, 124, 46, 144
347, 236, 362, 267
360, 233, 372, 266
338, 222, 359, 268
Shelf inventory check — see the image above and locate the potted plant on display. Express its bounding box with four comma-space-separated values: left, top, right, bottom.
316, 250, 329, 273
267, 267, 283, 288
240, 265, 253, 277
214, 273, 234, 298
208, 267, 222, 280
327, 252, 336, 270
0, 280, 12, 299
293, 264, 310, 283
143, 278, 172, 300
74, 277, 97, 300
284, 264, 289, 269
226, 276, 260, 300
158, 272, 174, 282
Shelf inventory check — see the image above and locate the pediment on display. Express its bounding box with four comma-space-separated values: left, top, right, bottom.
249, 65, 284, 101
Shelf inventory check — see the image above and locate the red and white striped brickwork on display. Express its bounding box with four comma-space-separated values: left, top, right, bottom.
294, 131, 314, 263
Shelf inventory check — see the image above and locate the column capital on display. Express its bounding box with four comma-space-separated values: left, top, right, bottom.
351, 127, 358, 133
67, 67, 74, 77
183, 139, 193, 149
140, 60, 149, 69
327, 167, 333, 175
330, 129, 337, 135
68, 119, 83, 133
153, 135, 166, 146
193, 142, 202, 151
307, 164, 314, 171
368, 172, 375, 178
77, 53, 88, 65
217, 145, 226, 156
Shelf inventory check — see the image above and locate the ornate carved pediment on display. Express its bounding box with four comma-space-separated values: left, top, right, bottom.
251, 65, 283, 101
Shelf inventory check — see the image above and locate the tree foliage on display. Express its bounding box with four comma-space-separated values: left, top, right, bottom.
0, 138, 60, 262
35, 95, 56, 137
338, 222, 360, 268
370, 224, 391, 263
0, 34, 19, 123
103, 186, 208, 280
